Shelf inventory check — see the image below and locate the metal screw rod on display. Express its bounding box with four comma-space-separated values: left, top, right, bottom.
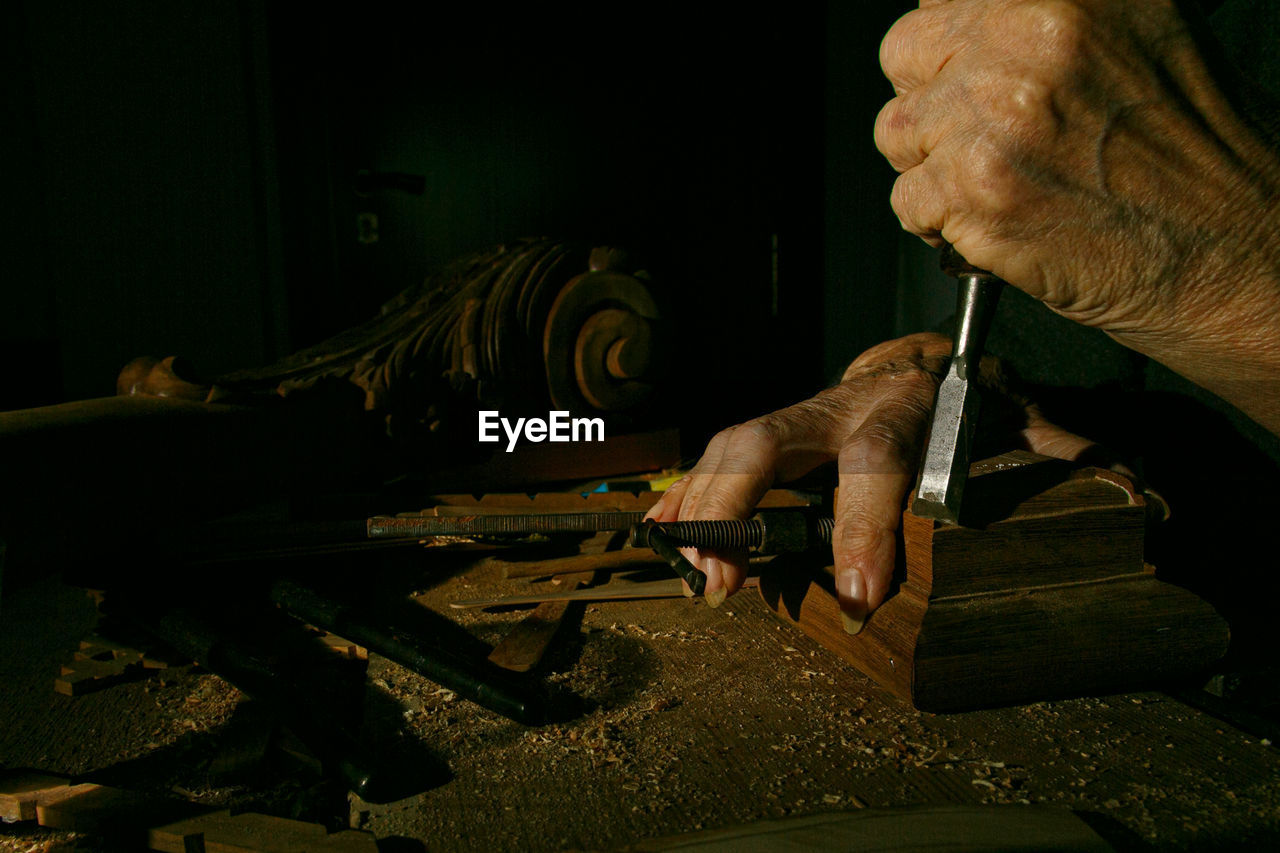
630, 515, 834, 553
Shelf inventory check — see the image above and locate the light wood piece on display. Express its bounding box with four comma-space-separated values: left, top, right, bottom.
149, 810, 378, 853
0, 773, 93, 823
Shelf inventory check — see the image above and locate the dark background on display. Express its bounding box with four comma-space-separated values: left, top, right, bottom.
3, 1, 957, 441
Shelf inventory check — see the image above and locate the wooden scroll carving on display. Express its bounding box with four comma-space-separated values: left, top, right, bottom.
759, 451, 1229, 712
116, 240, 662, 458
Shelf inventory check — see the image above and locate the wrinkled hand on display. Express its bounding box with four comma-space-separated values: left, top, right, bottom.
876, 0, 1280, 429
645, 333, 1097, 629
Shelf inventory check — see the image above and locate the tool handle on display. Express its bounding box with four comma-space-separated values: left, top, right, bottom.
940, 243, 999, 280
631, 520, 707, 595
941, 244, 1004, 380
951, 276, 1003, 371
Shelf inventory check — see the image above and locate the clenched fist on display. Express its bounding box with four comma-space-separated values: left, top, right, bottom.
875, 0, 1280, 434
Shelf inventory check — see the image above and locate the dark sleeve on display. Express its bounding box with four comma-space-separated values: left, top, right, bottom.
1210, 0, 1280, 101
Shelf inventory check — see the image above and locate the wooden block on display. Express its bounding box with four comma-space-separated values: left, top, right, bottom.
35, 783, 152, 831
760, 451, 1230, 711
0, 771, 79, 822
75, 634, 168, 669
2, 772, 200, 834
55, 656, 145, 696
149, 810, 379, 853
318, 632, 368, 661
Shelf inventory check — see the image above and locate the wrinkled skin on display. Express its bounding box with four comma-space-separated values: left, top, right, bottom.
877, 0, 1280, 430
646, 333, 1097, 626
656, 0, 1280, 622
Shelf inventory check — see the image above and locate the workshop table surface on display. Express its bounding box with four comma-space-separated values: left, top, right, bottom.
2, 560, 1279, 851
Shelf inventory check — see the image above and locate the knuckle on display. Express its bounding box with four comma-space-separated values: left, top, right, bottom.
891, 364, 941, 394
966, 136, 1008, 187
851, 420, 910, 459
1004, 76, 1059, 129
878, 12, 915, 77
836, 508, 891, 547
708, 425, 739, 448
678, 486, 710, 520
889, 172, 913, 216
874, 97, 913, 166
890, 172, 935, 233
739, 416, 786, 454
666, 472, 694, 493
694, 492, 747, 521
1021, 0, 1088, 63
695, 426, 736, 465
843, 344, 946, 394
965, 136, 1021, 209
841, 411, 926, 475
890, 172, 911, 217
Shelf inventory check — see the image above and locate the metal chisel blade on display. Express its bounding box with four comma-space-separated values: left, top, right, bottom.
911, 362, 980, 523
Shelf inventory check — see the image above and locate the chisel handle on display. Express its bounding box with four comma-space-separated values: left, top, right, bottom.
940, 244, 1003, 380
939, 242, 997, 279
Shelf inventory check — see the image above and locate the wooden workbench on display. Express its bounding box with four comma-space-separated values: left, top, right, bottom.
2, 557, 1278, 851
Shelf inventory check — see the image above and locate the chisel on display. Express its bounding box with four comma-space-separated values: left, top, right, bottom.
911, 245, 1004, 523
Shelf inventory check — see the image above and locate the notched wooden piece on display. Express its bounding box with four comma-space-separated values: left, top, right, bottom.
54, 633, 169, 696
760, 451, 1229, 711
0, 772, 84, 823
316, 632, 369, 661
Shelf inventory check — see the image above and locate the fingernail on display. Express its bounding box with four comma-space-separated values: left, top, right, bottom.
836, 569, 867, 635
835, 568, 865, 605
682, 581, 695, 598
697, 554, 721, 607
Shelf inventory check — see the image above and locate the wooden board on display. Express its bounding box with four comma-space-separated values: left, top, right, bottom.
2, 563, 1276, 850
150, 810, 378, 852
759, 451, 1230, 711
490, 548, 666, 579
453, 577, 760, 610
0, 772, 89, 823
55, 658, 145, 696
488, 571, 595, 672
